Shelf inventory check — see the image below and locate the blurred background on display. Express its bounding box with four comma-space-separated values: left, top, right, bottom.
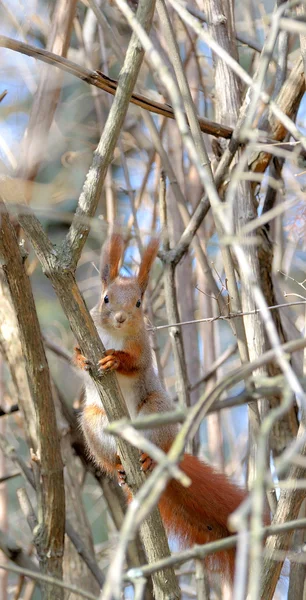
0, 0, 306, 598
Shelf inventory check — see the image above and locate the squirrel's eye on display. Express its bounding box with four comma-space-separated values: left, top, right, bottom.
136, 299, 141, 308
104, 295, 109, 304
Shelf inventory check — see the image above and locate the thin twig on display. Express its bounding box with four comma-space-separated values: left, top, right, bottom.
150, 300, 306, 331
0, 563, 97, 600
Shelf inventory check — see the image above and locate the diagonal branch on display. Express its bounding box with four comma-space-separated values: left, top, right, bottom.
0, 35, 233, 141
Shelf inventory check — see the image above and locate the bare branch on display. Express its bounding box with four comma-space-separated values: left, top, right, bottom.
0, 36, 232, 141
0, 206, 65, 599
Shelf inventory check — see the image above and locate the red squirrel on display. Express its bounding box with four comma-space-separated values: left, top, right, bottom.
75, 233, 245, 581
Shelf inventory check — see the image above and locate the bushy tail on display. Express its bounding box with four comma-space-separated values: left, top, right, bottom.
158, 454, 245, 581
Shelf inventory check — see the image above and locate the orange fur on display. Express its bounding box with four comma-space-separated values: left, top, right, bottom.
116, 449, 244, 580
158, 454, 245, 580
83, 404, 106, 419
137, 238, 159, 293
73, 346, 91, 369
99, 342, 142, 375
100, 233, 124, 286
78, 234, 244, 584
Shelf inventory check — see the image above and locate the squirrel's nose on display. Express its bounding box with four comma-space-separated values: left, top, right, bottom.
115, 311, 127, 324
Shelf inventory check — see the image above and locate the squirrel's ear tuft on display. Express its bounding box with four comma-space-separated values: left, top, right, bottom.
137, 238, 159, 294
100, 233, 124, 288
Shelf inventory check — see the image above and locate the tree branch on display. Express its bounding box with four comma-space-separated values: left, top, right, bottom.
0, 207, 65, 599
0, 36, 233, 141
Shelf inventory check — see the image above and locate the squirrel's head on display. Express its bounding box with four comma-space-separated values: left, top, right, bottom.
97, 233, 159, 335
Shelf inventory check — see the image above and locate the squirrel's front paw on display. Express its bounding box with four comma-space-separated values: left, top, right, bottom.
140, 452, 155, 474
98, 349, 119, 372
73, 347, 93, 371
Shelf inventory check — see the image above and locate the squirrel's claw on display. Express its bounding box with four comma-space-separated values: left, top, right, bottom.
74, 347, 93, 371
140, 452, 155, 474
116, 456, 127, 487
98, 350, 119, 372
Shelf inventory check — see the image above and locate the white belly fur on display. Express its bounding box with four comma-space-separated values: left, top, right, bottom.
96, 326, 138, 419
